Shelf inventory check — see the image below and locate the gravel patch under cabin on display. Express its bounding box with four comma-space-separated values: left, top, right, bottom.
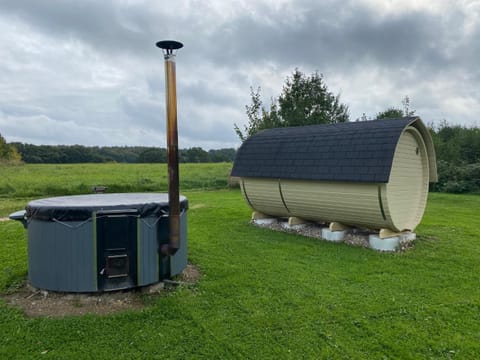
252, 219, 415, 252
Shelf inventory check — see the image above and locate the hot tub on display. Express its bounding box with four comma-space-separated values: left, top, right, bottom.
10, 193, 188, 292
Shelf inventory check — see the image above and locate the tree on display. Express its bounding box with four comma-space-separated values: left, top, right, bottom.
428, 120, 480, 193
402, 95, 415, 117
376, 107, 404, 119
0, 133, 22, 164
235, 69, 349, 141
376, 95, 416, 120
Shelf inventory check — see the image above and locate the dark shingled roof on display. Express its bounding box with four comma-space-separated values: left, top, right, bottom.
231, 117, 436, 183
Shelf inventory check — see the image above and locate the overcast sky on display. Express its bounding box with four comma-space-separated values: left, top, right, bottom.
1, 0, 479, 149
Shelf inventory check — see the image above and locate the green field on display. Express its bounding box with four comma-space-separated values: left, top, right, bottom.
0, 163, 234, 216
1, 164, 479, 359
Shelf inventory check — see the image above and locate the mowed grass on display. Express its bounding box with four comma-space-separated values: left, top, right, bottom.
1, 163, 479, 359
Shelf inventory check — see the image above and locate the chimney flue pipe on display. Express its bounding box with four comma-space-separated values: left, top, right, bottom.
156, 40, 183, 256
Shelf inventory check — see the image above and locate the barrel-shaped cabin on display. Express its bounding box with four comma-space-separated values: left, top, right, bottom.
231, 117, 437, 233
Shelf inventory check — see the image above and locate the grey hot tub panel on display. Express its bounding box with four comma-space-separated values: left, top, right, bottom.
28, 219, 97, 292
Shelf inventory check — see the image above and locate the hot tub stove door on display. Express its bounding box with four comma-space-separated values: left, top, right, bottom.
96, 212, 138, 291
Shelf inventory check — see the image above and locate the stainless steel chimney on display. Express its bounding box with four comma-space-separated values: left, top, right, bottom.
156, 40, 183, 256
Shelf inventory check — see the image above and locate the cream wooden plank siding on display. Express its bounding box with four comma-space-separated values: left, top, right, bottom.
386, 127, 429, 231
281, 180, 389, 229
241, 178, 287, 217
242, 177, 392, 230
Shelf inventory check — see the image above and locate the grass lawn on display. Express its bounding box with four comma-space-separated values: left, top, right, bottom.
0, 164, 479, 359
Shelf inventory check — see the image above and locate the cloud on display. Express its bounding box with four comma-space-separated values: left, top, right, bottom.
0, 0, 479, 149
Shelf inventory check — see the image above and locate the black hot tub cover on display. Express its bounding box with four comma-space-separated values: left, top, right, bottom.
26, 193, 188, 221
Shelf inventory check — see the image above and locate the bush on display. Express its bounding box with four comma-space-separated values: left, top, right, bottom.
442, 181, 473, 194
432, 161, 480, 193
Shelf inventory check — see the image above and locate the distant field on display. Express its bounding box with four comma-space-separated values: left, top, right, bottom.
1, 163, 479, 358
0, 162, 233, 216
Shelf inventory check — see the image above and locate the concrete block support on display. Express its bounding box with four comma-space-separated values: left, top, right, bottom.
369, 235, 400, 251
321, 228, 346, 242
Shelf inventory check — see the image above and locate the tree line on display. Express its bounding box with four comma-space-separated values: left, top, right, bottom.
8, 143, 236, 164
429, 122, 480, 193
2, 128, 479, 194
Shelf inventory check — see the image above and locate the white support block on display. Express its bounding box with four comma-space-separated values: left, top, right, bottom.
369, 234, 400, 251
321, 228, 346, 242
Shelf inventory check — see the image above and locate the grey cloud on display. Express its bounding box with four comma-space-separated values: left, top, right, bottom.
1, 0, 479, 148
209, 3, 446, 72
118, 92, 164, 128
181, 80, 242, 108
2, 0, 477, 74
0, 1, 153, 56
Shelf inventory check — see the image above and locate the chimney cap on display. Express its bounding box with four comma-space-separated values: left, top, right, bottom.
156, 40, 183, 51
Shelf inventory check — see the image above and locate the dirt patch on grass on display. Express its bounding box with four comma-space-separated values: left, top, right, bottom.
0, 217, 10, 222
2, 264, 200, 318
